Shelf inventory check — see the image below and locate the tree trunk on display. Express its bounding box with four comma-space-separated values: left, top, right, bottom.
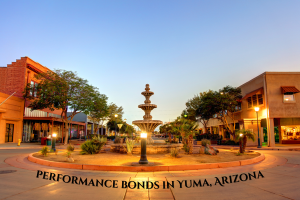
239, 139, 243, 153
64, 121, 69, 145
242, 137, 247, 153
188, 134, 193, 154
168, 133, 172, 143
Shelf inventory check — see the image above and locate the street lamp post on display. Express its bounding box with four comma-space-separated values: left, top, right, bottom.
254, 107, 262, 148
51, 133, 57, 152
114, 114, 118, 139
139, 132, 148, 164
124, 119, 127, 136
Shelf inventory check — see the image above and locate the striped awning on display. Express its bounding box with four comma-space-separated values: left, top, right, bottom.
281, 86, 300, 94
242, 87, 264, 100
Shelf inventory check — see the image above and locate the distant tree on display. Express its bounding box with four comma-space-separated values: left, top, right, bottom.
214, 86, 242, 138
24, 69, 97, 145
195, 91, 217, 134
108, 103, 124, 121
182, 95, 201, 121
183, 91, 216, 134
120, 123, 135, 137
87, 93, 109, 135
106, 103, 124, 132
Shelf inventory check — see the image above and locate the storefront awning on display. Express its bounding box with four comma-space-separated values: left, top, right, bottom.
281, 86, 300, 94
242, 87, 264, 100
23, 117, 86, 126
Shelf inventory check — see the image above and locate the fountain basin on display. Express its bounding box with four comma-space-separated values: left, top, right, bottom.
110, 143, 183, 154
132, 120, 163, 133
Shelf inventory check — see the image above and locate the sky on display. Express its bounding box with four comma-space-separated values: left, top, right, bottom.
1, 0, 300, 126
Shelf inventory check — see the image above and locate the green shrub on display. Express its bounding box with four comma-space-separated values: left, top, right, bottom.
225, 140, 238, 145
170, 148, 179, 158
66, 151, 72, 158
114, 137, 121, 144
80, 139, 105, 155
126, 138, 135, 153
183, 144, 190, 153
100, 137, 107, 143
107, 136, 115, 140
67, 144, 74, 152
201, 139, 211, 147
40, 146, 49, 156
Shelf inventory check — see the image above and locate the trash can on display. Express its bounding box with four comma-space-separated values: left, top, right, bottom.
41, 137, 47, 145
46, 138, 52, 146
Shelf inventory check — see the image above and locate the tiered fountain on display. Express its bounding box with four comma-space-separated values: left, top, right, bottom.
110, 84, 183, 155
132, 84, 163, 141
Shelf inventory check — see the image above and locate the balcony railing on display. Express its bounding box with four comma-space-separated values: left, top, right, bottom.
24, 107, 61, 118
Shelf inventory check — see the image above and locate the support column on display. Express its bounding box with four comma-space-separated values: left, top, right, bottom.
278, 125, 282, 144
268, 118, 275, 147
260, 127, 264, 145
85, 122, 87, 136
51, 120, 53, 136
278, 118, 282, 144
69, 123, 72, 139
62, 122, 64, 143
77, 124, 79, 139
218, 125, 222, 136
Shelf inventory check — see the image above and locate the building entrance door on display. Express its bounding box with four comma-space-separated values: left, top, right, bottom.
5, 124, 14, 142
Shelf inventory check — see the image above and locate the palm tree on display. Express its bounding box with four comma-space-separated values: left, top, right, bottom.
171, 118, 198, 153
235, 129, 255, 153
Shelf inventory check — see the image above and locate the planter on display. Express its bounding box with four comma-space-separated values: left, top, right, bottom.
111, 144, 184, 154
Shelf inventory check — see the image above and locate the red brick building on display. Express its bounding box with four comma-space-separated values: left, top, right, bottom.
0, 57, 85, 143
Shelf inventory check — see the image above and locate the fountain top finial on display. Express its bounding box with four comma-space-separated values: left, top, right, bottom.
145, 84, 150, 91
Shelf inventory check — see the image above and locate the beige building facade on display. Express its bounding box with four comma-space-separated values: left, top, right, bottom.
199, 72, 300, 147
0, 92, 24, 143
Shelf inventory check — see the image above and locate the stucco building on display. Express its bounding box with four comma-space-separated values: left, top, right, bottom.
198, 72, 300, 147
0, 92, 24, 143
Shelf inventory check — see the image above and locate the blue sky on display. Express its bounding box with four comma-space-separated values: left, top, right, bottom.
1, 0, 300, 125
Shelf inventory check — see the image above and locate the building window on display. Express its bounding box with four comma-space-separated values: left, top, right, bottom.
235, 102, 241, 111
258, 94, 263, 105
30, 81, 38, 97
34, 83, 38, 97
30, 81, 34, 96
283, 92, 295, 102
248, 94, 263, 108
247, 97, 252, 108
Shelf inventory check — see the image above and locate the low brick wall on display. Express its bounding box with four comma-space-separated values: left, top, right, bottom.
110, 144, 184, 154
28, 153, 265, 172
